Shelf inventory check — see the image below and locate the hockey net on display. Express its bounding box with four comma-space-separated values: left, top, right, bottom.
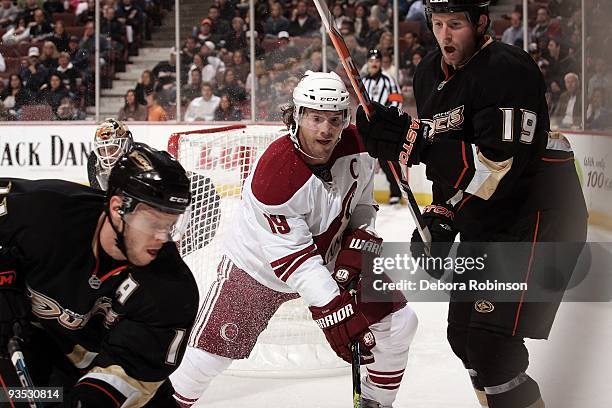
168, 124, 349, 377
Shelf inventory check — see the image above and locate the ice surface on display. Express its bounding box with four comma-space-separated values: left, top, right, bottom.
193, 205, 612, 407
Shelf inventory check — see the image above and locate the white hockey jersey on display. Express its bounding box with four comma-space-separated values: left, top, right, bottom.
224, 125, 378, 308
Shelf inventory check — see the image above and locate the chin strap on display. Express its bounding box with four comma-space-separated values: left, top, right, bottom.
104, 206, 129, 262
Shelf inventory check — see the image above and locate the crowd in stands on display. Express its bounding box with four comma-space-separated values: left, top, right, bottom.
0, 0, 171, 120
1, 0, 609, 131
498, 0, 611, 130
117, 0, 445, 123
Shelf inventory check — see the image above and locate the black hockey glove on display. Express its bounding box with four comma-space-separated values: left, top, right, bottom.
0, 247, 30, 357
410, 204, 457, 280
356, 102, 432, 167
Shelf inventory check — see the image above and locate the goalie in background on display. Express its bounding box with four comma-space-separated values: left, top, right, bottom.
171, 71, 418, 408
88, 118, 134, 191
88, 118, 222, 253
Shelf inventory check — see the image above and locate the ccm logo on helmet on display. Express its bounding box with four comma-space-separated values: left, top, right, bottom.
315, 303, 355, 329
320, 97, 339, 101
169, 196, 189, 203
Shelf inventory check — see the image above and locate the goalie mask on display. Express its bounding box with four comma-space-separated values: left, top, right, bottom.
94, 118, 133, 171
290, 71, 351, 159
107, 144, 192, 244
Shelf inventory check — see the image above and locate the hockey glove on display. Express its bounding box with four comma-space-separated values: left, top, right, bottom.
333, 229, 383, 290
356, 102, 432, 166
410, 204, 457, 280
310, 289, 376, 364
0, 247, 30, 357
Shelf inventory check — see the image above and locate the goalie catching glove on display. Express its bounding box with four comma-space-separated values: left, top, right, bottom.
310, 288, 376, 364
356, 102, 433, 166
333, 229, 382, 290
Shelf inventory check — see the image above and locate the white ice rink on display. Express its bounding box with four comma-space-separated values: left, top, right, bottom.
193, 205, 612, 407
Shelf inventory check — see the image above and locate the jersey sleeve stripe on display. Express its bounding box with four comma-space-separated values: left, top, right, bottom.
277, 250, 319, 283
464, 146, 514, 200
74, 381, 123, 407
270, 243, 316, 269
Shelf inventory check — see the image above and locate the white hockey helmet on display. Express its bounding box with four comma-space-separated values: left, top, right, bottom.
289, 71, 351, 148
93, 118, 133, 171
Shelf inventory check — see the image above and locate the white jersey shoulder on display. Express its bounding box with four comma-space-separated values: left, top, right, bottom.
223, 128, 378, 307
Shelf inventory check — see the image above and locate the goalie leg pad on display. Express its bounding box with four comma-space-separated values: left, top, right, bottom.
362, 305, 418, 407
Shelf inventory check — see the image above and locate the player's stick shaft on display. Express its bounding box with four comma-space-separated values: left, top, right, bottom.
7, 336, 40, 408
346, 282, 362, 408
311, 0, 431, 249
350, 341, 361, 408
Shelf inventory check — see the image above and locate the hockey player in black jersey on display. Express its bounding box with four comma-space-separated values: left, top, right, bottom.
0, 144, 199, 407
357, 1, 587, 407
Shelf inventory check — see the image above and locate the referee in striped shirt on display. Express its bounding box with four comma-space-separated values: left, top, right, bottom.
363, 49, 404, 205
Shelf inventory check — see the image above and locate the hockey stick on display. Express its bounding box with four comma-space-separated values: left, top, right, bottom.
346, 281, 362, 408
350, 340, 361, 408
311, 0, 431, 250
7, 329, 41, 408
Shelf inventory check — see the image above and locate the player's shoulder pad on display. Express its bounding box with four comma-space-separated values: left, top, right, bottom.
2, 178, 104, 210
475, 41, 542, 92
119, 244, 199, 327
251, 135, 314, 206
251, 128, 366, 207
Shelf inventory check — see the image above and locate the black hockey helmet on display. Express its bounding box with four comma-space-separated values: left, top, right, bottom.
425, 0, 490, 30
108, 143, 191, 215
368, 49, 382, 60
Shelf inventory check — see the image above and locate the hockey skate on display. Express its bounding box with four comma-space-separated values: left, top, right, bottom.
361, 397, 388, 408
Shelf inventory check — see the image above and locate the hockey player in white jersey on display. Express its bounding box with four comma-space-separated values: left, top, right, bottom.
171, 71, 418, 408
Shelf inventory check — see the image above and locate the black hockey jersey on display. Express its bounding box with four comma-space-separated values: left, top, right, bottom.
0, 178, 199, 405
413, 38, 587, 239
86, 151, 107, 190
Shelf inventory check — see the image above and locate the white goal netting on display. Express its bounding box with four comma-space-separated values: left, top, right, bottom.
168, 124, 349, 377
